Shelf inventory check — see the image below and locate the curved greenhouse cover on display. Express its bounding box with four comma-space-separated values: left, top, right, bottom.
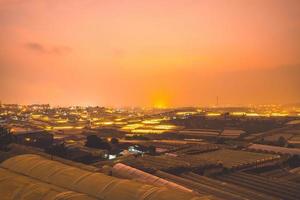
0, 154, 215, 200
0, 168, 98, 200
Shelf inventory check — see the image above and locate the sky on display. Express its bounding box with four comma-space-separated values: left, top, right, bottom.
0, 0, 299, 107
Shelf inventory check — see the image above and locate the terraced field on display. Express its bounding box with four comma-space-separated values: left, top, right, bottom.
155, 171, 246, 200
122, 154, 219, 173
259, 168, 300, 183
154, 171, 278, 200
181, 172, 277, 200
215, 172, 300, 200
263, 133, 293, 142
184, 149, 280, 169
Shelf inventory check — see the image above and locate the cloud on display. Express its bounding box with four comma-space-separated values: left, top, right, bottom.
25, 42, 46, 53
51, 46, 71, 55
24, 42, 71, 55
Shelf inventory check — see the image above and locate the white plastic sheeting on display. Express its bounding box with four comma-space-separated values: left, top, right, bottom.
112, 163, 194, 193
0, 154, 214, 200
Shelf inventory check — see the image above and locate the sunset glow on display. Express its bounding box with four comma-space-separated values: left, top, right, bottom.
0, 0, 299, 107
0, 2, 300, 198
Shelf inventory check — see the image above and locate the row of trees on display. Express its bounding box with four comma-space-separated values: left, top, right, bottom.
85, 135, 119, 150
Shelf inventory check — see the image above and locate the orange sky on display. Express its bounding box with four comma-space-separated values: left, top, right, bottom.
0, 0, 299, 107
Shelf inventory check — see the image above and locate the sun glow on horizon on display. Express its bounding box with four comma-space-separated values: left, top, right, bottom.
0, 1, 299, 106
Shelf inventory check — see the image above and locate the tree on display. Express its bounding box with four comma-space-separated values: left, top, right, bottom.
110, 137, 119, 145
148, 145, 156, 155
85, 135, 111, 150
45, 142, 67, 158
216, 137, 225, 144
0, 127, 13, 149
86, 135, 103, 148
277, 136, 287, 147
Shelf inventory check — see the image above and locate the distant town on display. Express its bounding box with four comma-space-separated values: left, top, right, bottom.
1, 103, 300, 200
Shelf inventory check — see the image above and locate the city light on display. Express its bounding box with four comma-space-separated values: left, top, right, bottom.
206, 113, 221, 117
